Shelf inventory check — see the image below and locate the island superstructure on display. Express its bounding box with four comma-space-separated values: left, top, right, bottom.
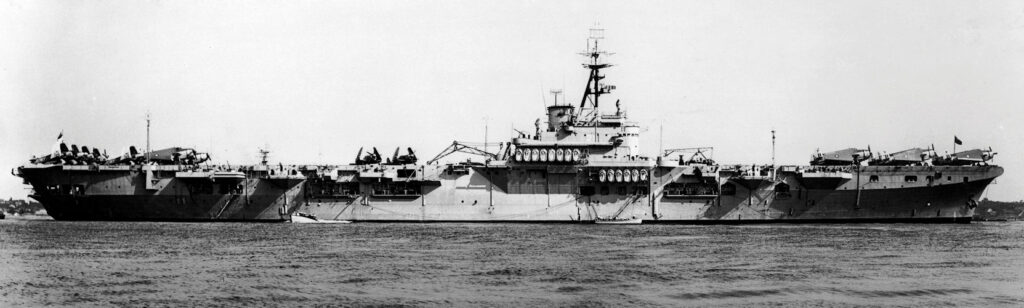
14, 29, 1002, 223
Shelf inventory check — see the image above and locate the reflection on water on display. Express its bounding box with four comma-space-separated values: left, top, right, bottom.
1, 220, 1022, 307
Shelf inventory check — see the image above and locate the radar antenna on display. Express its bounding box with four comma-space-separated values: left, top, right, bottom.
258, 145, 270, 165
576, 27, 615, 123
550, 89, 562, 106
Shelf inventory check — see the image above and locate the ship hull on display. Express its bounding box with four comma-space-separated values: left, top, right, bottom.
663, 179, 992, 223
17, 165, 298, 222
17, 164, 999, 223
336, 217, 971, 224
294, 170, 995, 224
31, 195, 288, 222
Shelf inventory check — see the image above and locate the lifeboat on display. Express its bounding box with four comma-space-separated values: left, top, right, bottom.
632, 169, 641, 182
540, 149, 548, 162
639, 169, 648, 181
531, 149, 539, 161
556, 149, 564, 162
547, 149, 555, 162
599, 169, 607, 182
515, 149, 523, 162
572, 149, 581, 162
615, 170, 623, 182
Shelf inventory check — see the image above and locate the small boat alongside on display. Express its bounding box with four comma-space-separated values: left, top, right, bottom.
290, 212, 351, 224
594, 216, 642, 225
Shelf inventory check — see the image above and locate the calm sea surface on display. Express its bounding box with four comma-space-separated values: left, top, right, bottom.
1, 219, 1022, 307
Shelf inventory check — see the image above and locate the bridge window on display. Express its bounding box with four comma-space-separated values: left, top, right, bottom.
904, 176, 918, 183
869, 175, 879, 183
963, 177, 969, 183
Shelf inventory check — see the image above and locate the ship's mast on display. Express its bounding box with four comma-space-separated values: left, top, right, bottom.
259, 143, 270, 165
484, 117, 488, 159
771, 129, 776, 181
577, 27, 614, 124
771, 129, 776, 168
146, 112, 151, 163
259, 148, 270, 165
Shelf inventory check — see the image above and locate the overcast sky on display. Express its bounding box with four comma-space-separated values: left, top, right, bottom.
2, 0, 1022, 201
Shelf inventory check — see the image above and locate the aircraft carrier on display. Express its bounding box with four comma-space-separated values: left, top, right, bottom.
14, 29, 1003, 223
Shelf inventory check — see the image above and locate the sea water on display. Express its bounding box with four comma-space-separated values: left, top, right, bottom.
1, 220, 1022, 307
